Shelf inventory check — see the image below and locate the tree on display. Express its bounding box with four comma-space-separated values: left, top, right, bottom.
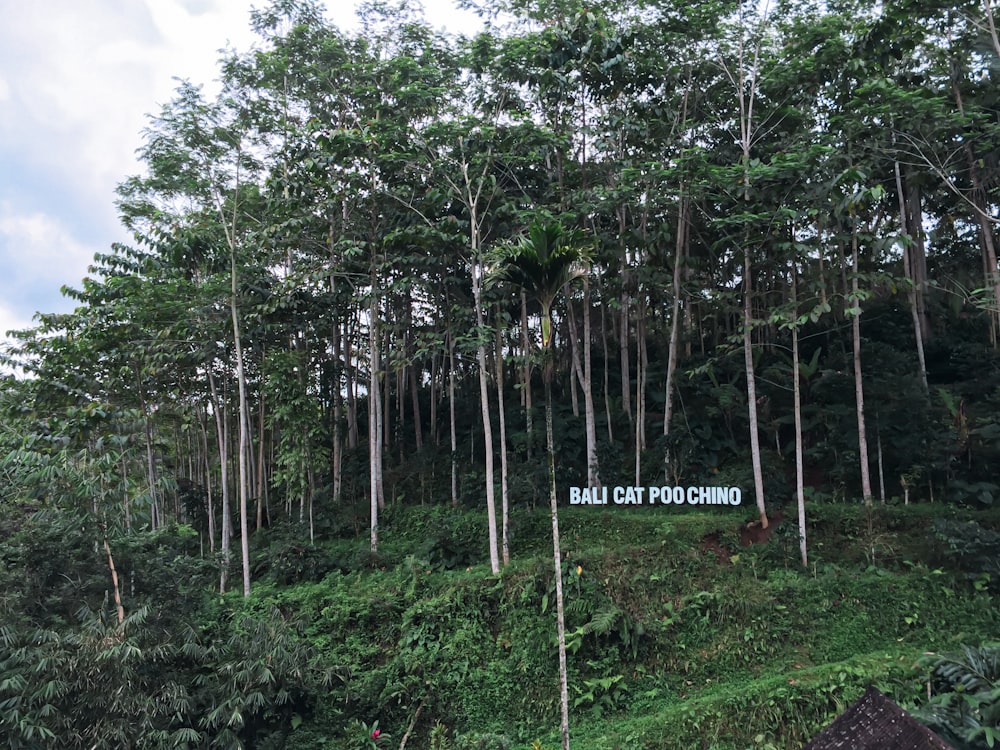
492, 220, 591, 750
180, 86, 258, 594
421, 123, 507, 573
713, 0, 777, 528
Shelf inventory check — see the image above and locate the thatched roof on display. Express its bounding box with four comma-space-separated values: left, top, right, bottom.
802, 686, 955, 750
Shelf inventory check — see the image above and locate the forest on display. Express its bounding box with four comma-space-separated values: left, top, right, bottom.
2, 0, 1000, 747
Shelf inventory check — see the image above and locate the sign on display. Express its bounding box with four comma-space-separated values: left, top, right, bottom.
568, 486, 742, 506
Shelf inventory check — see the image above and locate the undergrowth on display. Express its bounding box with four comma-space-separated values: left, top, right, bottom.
237, 503, 1000, 749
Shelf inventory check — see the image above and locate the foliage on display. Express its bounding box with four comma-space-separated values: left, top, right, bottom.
933, 518, 1000, 591
916, 644, 1000, 750
342, 718, 391, 749
5, 0, 1000, 746
0, 512, 330, 749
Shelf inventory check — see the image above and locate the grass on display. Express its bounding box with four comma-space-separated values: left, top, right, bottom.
244, 500, 1000, 749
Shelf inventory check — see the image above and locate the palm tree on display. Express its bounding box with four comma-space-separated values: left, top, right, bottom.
491, 220, 591, 750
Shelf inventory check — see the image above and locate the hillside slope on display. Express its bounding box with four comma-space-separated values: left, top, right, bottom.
1, 501, 996, 749
247, 503, 999, 749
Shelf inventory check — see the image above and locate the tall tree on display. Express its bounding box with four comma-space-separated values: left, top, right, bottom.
714, 0, 776, 527
493, 220, 591, 750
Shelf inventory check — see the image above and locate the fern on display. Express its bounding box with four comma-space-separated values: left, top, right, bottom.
585, 604, 622, 637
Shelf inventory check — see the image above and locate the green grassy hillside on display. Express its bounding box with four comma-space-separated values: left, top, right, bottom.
237, 502, 999, 749
2, 500, 997, 749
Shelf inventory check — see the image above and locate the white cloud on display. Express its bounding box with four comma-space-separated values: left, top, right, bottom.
0, 202, 96, 302
0, 289, 39, 377
0, 202, 97, 354
0, 299, 33, 376
0, 299, 33, 339
0, 2, 259, 237
0, 0, 483, 364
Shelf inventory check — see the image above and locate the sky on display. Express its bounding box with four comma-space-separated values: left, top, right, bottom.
0, 0, 484, 360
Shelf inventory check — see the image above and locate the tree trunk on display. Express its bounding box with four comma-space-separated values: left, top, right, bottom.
815, 218, 828, 309
473, 269, 500, 575
230, 251, 252, 597
904, 178, 931, 341
600, 288, 614, 443
876, 414, 886, 504
329, 222, 344, 504
619, 290, 632, 429
136, 386, 159, 530
346, 316, 359, 449
521, 291, 534, 460
255, 394, 266, 531
383, 326, 391, 457
892, 156, 929, 391
307, 443, 316, 543
407, 301, 423, 453
396, 362, 405, 463
332, 321, 343, 505
496, 308, 511, 566
792, 264, 807, 568
429, 349, 438, 446
544, 365, 571, 750
104, 534, 125, 626
208, 370, 231, 593
568, 320, 580, 418
744, 247, 768, 528
369, 281, 384, 551
663, 194, 687, 481
197, 405, 214, 553
851, 222, 874, 505
634, 298, 646, 486
567, 289, 600, 487
449, 334, 458, 508
638, 297, 648, 452
730, 1, 768, 528
581, 280, 599, 487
